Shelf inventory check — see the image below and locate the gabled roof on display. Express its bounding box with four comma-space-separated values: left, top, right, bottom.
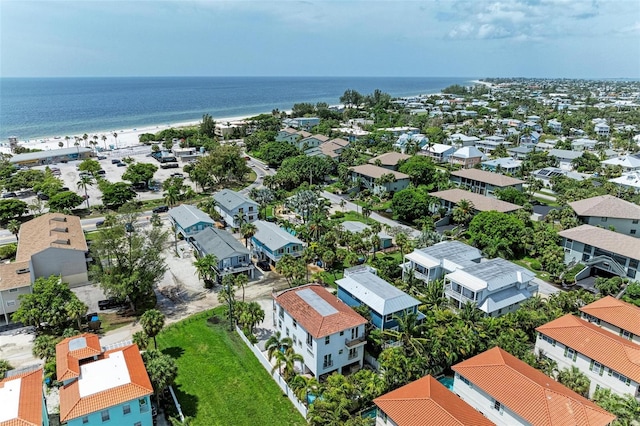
569, 195, 640, 220
56, 333, 103, 382
453, 347, 616, 426
16, 213, 88, 262
336, 270, 420, 316
192, 227, 249, 260
253, 220, 302, 251
300, 134, 329, 143
580, 296, 640, 337
451, 168, 524, 187
0, 260, 32, 291
537, 314, 640, 383
0, 368, 44, 426
558, 224, 640, 261
213, 189, 258, 212
430, 189, 522, 213
373, 375, 495, 426
273, 284, 366, 338
168, 204, 214, 229
405, 241, 482, 271
422, 143, 455, 154
445, 258, 535, 292
350, 164, 410, 180
59, 344, 153, 422
368, 152, 411, 167
548, 149, 583, 160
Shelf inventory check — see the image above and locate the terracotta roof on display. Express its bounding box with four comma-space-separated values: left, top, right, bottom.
374, 375, 494, 426
430, 189, 522, 213
16, 213, 88, 262
59, 344, 153, 422
536, 314, 640, 383
558, 224, 640, 261
56, 334, 103, 382
368, 152, 411, 166
273, 284, 366, 338
451, 168, 525, 187
580, 296, 640, 337
0, 368, 44, 426
569, 195, 640, 220
0, 261, 32, 291
350, 164, 410, 180
452, 347, 615, 426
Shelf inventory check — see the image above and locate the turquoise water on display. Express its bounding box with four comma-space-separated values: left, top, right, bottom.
438, 376, 454, 390
360, 407, 377, 419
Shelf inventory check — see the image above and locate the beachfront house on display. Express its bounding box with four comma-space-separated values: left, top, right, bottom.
402, 241, 482, 284
449, 169, 524, 198
191, 227, 254, 281
168, 204, 215, 238
568, 195, 640, 237
272, 284, 367, 378
0, 368, 49, 426
282, 117, 320, 130
251, 220, 304, 265
212, 189, 259, 229
336, 266, 423, 331
350, 164, 410, 195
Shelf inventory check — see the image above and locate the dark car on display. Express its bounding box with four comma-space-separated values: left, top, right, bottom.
97, 155, 107, 160
1, 192, 17, 198
152, 205, 169, 213
97, 170, 106, 175
37, 192, 49, 200
160, 163, 179, 169
98, 298, 126, 310
111, 159, 121, 164
170, 173, 184, 178
117, 162, 126, 167
95, 220, 105, 227
61, 187, 69, 191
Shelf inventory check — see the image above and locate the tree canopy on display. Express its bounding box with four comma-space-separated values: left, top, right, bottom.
397, 156, 438, 187
391, 187, 434, 223
47, 191, 84, 212
122, 163, 158, 188
467, 211, 526, 259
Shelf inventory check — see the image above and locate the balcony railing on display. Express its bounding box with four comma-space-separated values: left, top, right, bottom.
444, 283, 475, 303
345, 337, 366, 348
216, 262, 254, 276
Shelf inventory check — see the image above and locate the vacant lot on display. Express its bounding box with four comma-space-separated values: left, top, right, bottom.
157, 309, 305, 426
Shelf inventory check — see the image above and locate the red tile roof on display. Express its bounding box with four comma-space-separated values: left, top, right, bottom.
374, 375, 495, 426
56, 334, 103, 382
273, 284, 366, 338
536, 314, 640, 383
452, 347, 615, 426
59, 344, 153, 422
580, 296, 640, 338
0, 368, 44, 426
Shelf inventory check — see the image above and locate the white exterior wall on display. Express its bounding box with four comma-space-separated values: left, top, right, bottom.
215, 202, 259, 229
586, 318, 640, 345
0, 285, 32, 323
534, 334, 640, 399
453, 373, 528, 426
583, 217, 640, 237
376, 410, 399, 426
31, 248, 88, 286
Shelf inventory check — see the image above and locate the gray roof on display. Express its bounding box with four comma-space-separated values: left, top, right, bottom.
407, 241, 482, 270
253, 220, 303, 250
548, 149, 583, 160
9, 147, 92, 163
168, 204, 214, 229
192, 227, 249, 259
569, 195, 640, 220
341, 221, 391, 239
446, 258, 535, 292
559, 224, 640, 261
336, 270, 420, 315
479, 286, 535, 313
213, 189, 258, 212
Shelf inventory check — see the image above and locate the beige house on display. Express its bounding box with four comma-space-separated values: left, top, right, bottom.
569, 195, 640, 237
0, 260, 33, 324
350, 164, 410, 195
368, 152, 411, 171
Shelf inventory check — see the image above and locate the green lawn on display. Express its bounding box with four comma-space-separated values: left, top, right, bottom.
157, 309, 305, 426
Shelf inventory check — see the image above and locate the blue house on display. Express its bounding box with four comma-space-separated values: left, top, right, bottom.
168, 204, 215, 238
251, 220, 304, 265
191, 227, 254, 280
336, 266, 423, 330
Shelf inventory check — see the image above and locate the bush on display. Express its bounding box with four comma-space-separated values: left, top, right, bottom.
0, 244, 17, 260
331, 211, 345, 219
529, 260, 542, 271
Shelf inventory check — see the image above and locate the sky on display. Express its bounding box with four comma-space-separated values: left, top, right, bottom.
1, 0, 639, 79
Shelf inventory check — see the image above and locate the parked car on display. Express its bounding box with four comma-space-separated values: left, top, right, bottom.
1, 192, 17, 198
97, 169, 106, 175
117, 162, 126, 167
152, 205, 169, 213
98, 298, 126, 310
61, 187, 69, 191
37, 192, 49, 200
160, 163, 179, 169
111, 159, 121, 164
97, 155, 107, 160
95, 220, 105, 227
170, 173, 184, 178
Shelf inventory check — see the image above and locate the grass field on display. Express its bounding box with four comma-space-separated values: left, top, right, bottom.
157, 309, 306, 426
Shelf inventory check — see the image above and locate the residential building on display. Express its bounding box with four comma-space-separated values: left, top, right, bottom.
480, 157, 522, 175
310, 138, 350, 159
214, 120, 249, 138
350, 165, 411, 195
452, 347, 615, 426
402, 241, 482, 283
167, 204, 214, 238
450, 169, 524, 198
191, 227, 254, 280
0, 260, 33, 324
531, 167, 585, 188
579, 296, 640, 345
448, 133, 480, 147
548, 149, 583, 171
548, 119, 562, 133
275, 128, 309, 144
336, 266, 423, 331
212, 189, 259, 229
601, 155, 640, 172
535, 314, 640, 400
251, 220, 304, 265
595, 122, 611, 137
571, 138, 598, 151
9, 147, 93, 166
368, 152, 411, 171
340, 221, 392, 249
429, 189, 522, 215
506, 145, 532, 160
421, 143, 455, 163
448, 146, 487, 169
568, 195, 640, 237
296, 134, 329, 151
0, 367, 49, 426
373, 375, 494, 426
57, 334, 154, 426
282, 117, 320, 130
381, 127, 420, 137
394, 133, 428, 153
475, 139, 512, 154
444, 258, 537, 317
272, 284, 367, 378
609, 171, 640, 193
16, 213, 88, 287
559, 224, 640, 282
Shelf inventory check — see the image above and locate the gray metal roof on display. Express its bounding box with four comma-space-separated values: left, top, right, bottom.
446, 258, 535, 292
213, 189, 258, 212
192, 227, 249, 260
297, 288, 338, 316
548, 149, 583, 160
253, 220, 303, 250
414, 241, 482, 269
9, 147, 92, 163
341, 221, 391, 239
479, 286, 535, 314
168, 204, 214, 229
336, 270, 420, 316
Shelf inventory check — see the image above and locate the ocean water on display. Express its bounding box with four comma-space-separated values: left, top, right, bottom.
0, 76, 474, 140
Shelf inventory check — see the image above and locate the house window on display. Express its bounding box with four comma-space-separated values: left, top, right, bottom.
601, 217, 608, 222
6, 300, 15, 306
279, 307, 284, 319
351, 327, 360, 340
101, 410, 110, 422
139, 398, 149, 413
458, 374, 471, 387
82, 417, 89, 424
123, 404, 131, 415
249, 216, 254, 221
384, 314, 393, 322
286, 327, 290, 337
293, 319, 297, 329
610, 369, 631, 385
325, 336, 330, 345
493, 400, 503, 414
134, 423, 142, 426
633, 220, 639, 224
564, 347, 577, 362
278, 320, 282, 329
590, 360, 605, 375
631, 230, 637, 235
306, 332, 313, 348
249, 206, 254, 212
292, 335, 297, 345
583, 314, 600, 325
348, 348, 358, 360
540, 334, 556, 346
9, 288, 18, 292
323, 354, 333, 369
339, 331, 344, 336
621, 330, 634, 340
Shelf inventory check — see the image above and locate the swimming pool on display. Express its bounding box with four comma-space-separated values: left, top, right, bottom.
437, 376, 454, 390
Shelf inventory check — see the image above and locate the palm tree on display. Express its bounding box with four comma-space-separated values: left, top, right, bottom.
193, 254, 218, 286
112, 132, 118, 148
290, 375, 322, 405
271, 347, 303, 381
240, 222, 257, 248
142, 350, 178, 409
82, 133, 89, 148
66, 298, 87, 330
7, 219, 20, 241
452, 199, 474, 226
65, 135, 70, 148
265, 331, 293, 361
234, 273, 249, 302
238, 301, 264, 333
383, 312, 427, 357
233, 211, 247, 229
163, 186, 180, 207
0, 359, 13, 377
132, 331, 150, 350
101, 134, 107, 150
556, 366, 590, 397
140, 309, 165, 349
77, 174, 95, 209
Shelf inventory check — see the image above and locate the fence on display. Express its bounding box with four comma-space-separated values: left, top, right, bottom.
235, 326, 308, 418
364, 353, 380, 371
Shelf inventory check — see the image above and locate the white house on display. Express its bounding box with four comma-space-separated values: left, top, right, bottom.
0, 261, 33, 325
421, 143, 456, 163
444, 258, 537, 317
213, 189, 259, 229
448, 133, 480, 147
452, 347, 615, 426
535, 314, 640, 400
272, 284, 367, 379
579, 296, 640, 346
595, 122, 611, 137
548, 149, 583, 171
601, 155, 640, 172
448, 146, 487, 169
402, 241, 482, 283
548, 119, 563, 133
609, 171, 640, 193
568, 195, 640, 237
